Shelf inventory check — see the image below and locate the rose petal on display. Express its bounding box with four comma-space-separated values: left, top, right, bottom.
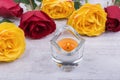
35, 11, 52, 21
38, 11, 56, 32
0, 7, 14, 17
68, 3, 107, 36
41, 0, 75, 19
19, 11, 56, 39
113, 25, 120, 32
0, 0, 23, 17
20, 11, 34, 23
29, 22, 50, 39
30, 26, 48, 39
21, 11, 51, 23
0, 22, 26, 62
9, 4, 23, 17
0, 0, 16, 8
105, 6, 120, 32
105, 6, 120, 21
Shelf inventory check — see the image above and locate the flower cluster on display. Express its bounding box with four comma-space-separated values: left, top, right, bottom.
0, 0, 56, 39
0, 0, 56, 62
0, 0, 120, 62
40, 0, 120, 36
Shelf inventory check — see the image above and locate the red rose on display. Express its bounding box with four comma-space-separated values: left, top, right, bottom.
19, 11, 56, 39
0, 0, 23, 18
105, 6, 120, 32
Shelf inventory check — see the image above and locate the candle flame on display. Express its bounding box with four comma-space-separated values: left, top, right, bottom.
58, 38, 78, 52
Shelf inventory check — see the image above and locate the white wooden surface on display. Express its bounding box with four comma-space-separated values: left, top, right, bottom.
1, 0, 120, 80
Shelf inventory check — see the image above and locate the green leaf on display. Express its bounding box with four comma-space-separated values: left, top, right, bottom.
36, 0, 42, 2
74, 1, 81, 10
115, 0, 120, 2
29, 0, 37, 9
114, 0, 120, 6
14, 0, 37, 10
0, 19, 12, 23
85, 0, 88, 3
14, 0, 30, 4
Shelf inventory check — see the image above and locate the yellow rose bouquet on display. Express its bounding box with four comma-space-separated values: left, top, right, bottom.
0, 22, 26, 62
41, 0, 75, 19
68, 3, 107, 36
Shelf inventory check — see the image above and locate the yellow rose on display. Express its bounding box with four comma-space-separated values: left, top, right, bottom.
41, 0, 75, 19
68, 3, 107, 36
0, 22, 26, 62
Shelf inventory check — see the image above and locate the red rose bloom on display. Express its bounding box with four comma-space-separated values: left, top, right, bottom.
0, 0, 23, 18
105, 6, 120, 32
19, 11, 56, 39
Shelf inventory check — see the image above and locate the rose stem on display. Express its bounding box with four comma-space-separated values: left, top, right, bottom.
29, 0, 34, 10
85, 0, 88, 3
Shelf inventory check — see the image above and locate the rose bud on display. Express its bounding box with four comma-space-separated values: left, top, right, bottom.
105, 6, 120, 32
19, 11, 56, 39
0, 0, 23, 18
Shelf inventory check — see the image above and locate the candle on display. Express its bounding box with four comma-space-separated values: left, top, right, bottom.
58, 38, 78, 52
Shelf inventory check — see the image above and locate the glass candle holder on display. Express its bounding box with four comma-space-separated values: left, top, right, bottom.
50, 25, 85, 72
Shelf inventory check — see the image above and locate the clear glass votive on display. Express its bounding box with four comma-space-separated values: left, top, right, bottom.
50, 25, 85, 72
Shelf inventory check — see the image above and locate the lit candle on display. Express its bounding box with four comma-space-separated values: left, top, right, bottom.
58, 38, 78, 52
